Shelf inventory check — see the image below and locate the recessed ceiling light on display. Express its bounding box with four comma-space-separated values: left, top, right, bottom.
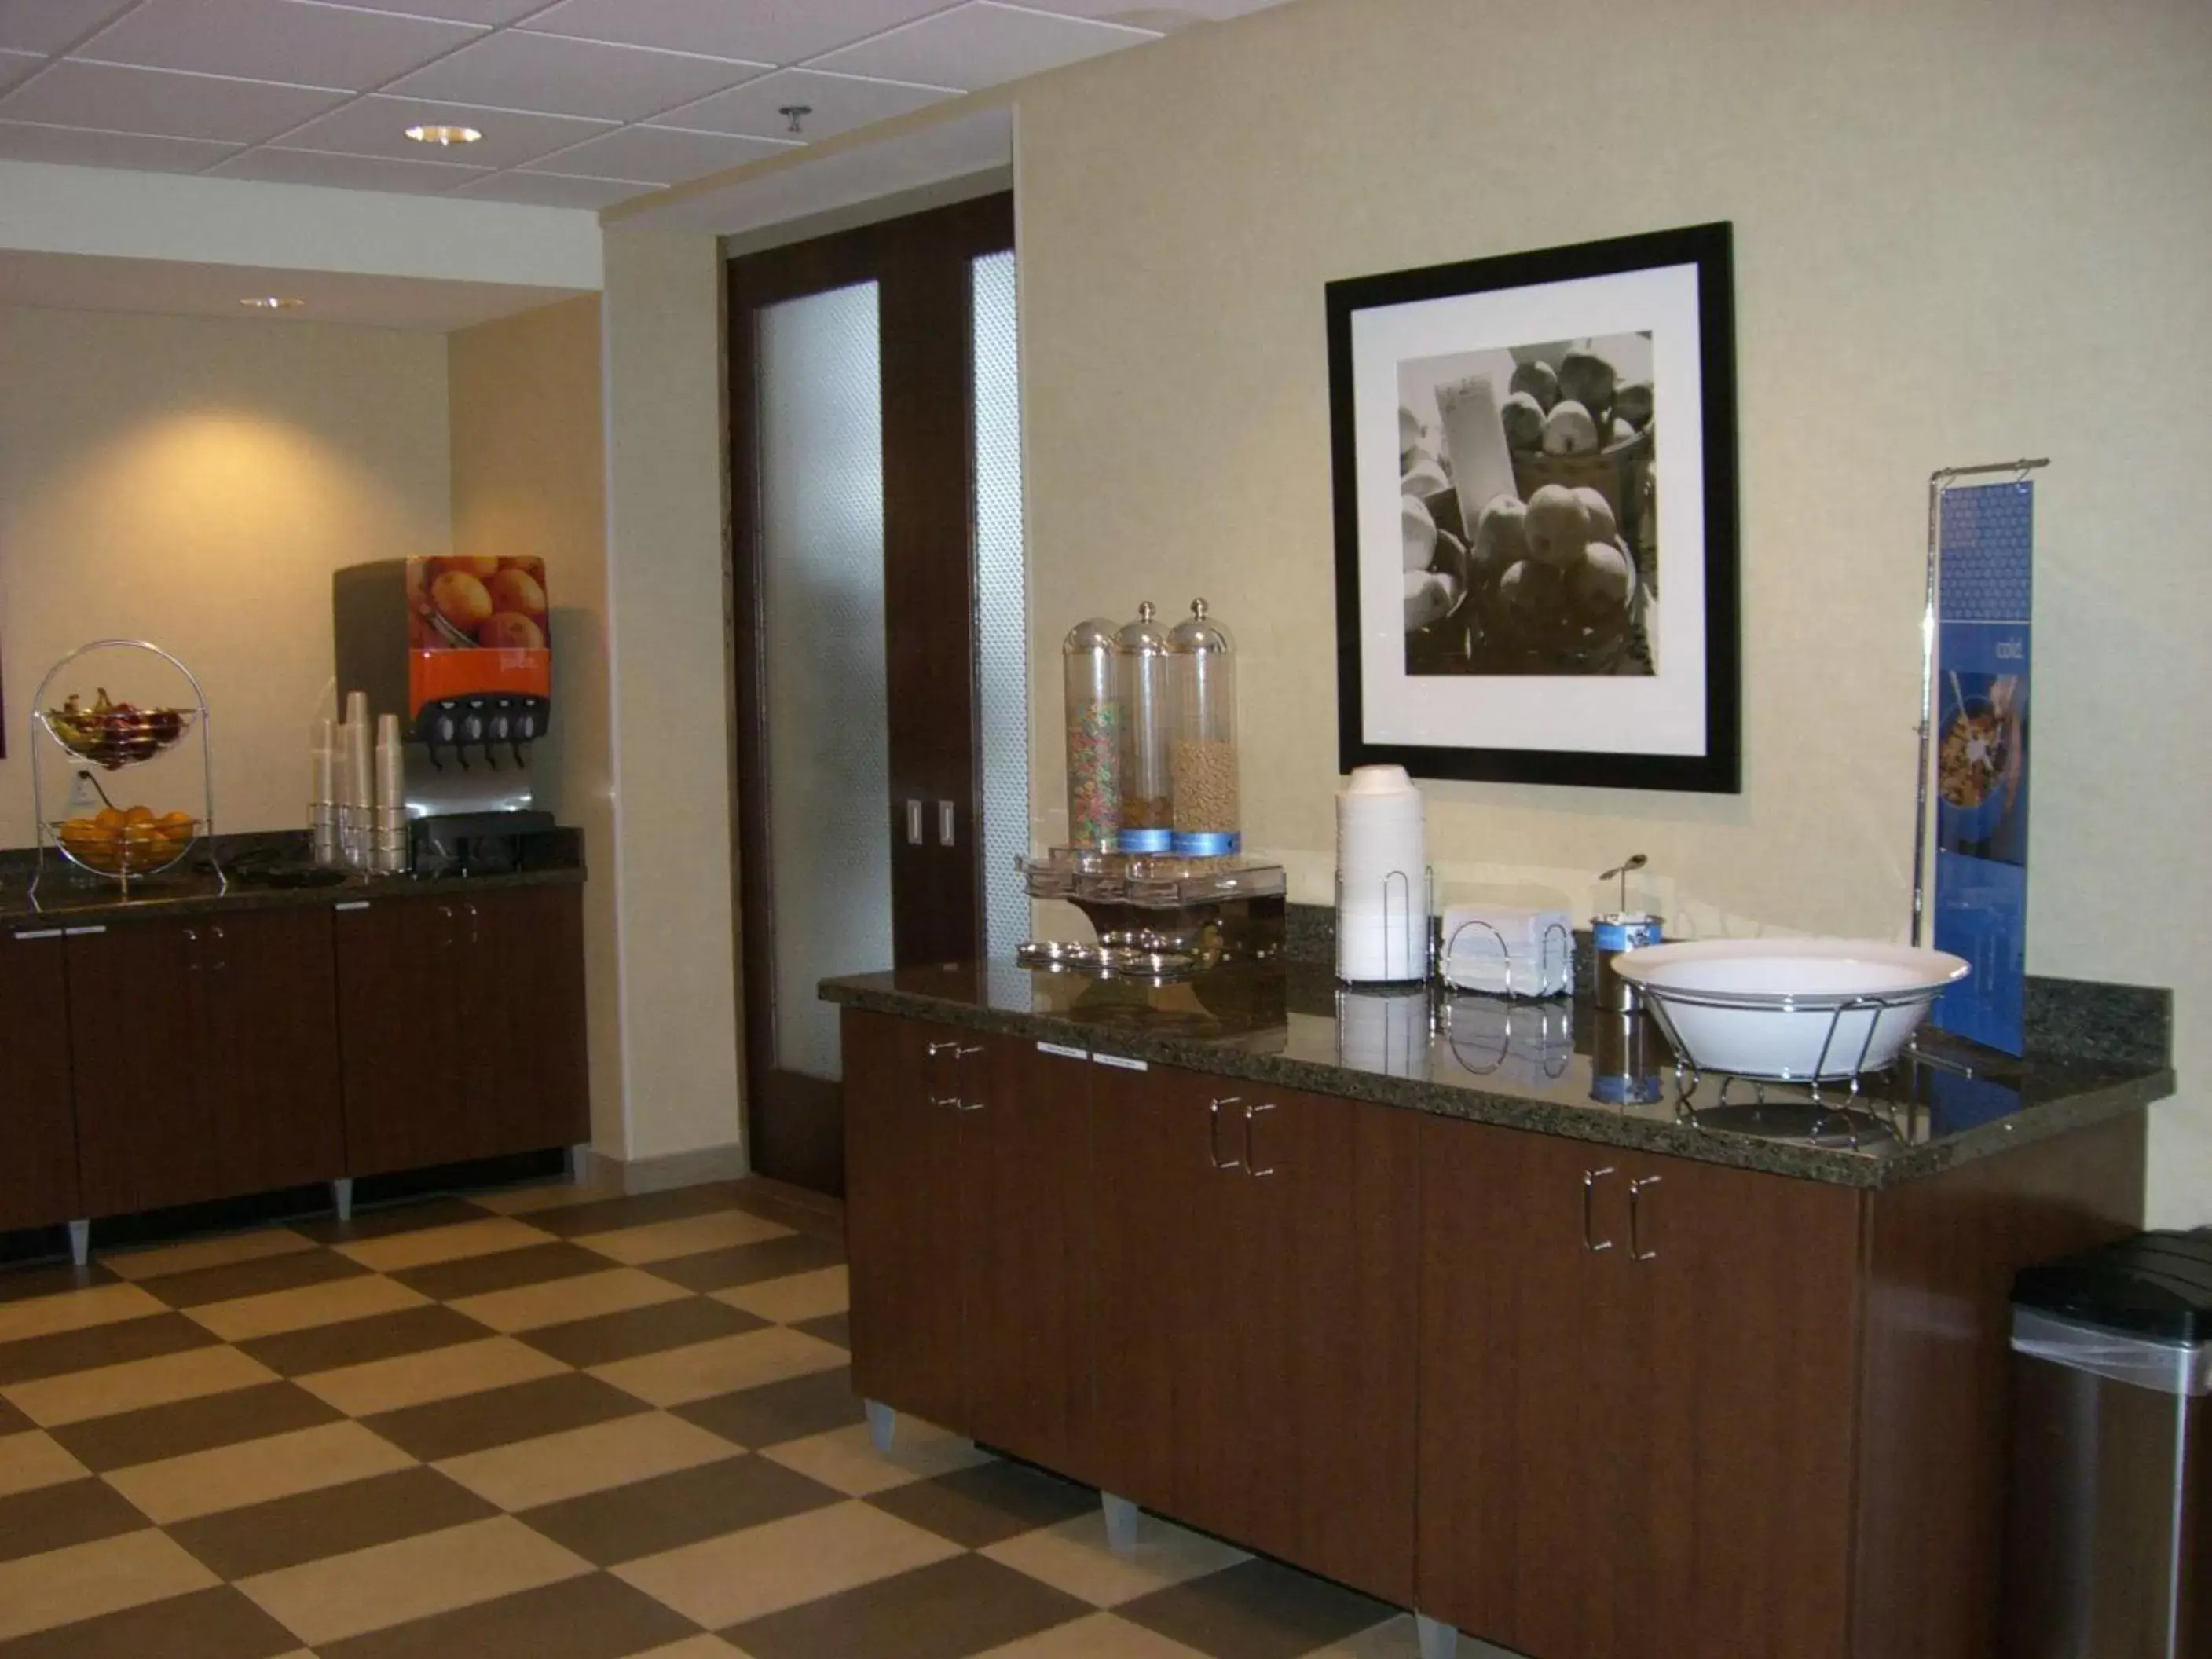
405, 123, 482, 146
240, 296, 304, 309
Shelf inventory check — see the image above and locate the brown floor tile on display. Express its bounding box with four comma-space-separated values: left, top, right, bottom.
316, 1569, 702, 1659
390, 1240, 617, 1303
1113, 1558, 1395, 1659
866, 1461, 1098, 1550
962, 1611, 1215, 1657
725, 1177, 847, 1246
364, 1372, 649, 1463
0, 1312, 218, 1388
575, 1211, 792, 1269
0, 1399, 27, 1437
518, 1296, 769, 1369
292, 1196, 497, 1244
168, 1466, 497, 1581
791, 1312, 851, 1350
726, 1551, 1090, 1659
673, 1366, 866, 1450
236, 1304, 493, 1378
0, 1477, 150, 1563
136, 1248, 367, 1311
646, 1234, 845, 1295
523, 1184, 752, 1240
0, 1584, 302, 1659
0, 1263, 118, 1307
519, 1453, 842, 1567
49, 1379, 342, 1474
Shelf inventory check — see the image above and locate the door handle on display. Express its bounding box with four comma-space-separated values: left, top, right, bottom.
938, 801, 956, 847
1207, 1097, 1243, 1170
906, 800, 925, 846
925, 1038, 961, 1108
953, 1045, 986, 1110
1582, 1167, 1617, 1252
1243, 1101, 1276, 1177
1628, 1175, 1662, 1262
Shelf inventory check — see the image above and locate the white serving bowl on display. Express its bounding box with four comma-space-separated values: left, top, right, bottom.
1611, 939, 1970, 1081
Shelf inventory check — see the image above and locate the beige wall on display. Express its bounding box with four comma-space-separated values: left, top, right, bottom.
1015, 0, 2212, 1221
0, 305, 449, 845
448, 295, 621, 1154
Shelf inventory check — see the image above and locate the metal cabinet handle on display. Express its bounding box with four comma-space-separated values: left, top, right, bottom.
953, 1045, 986, 1110
463, 901, 480, 948
183, 925, 200, 971
938, 800, 956, 847
1243, 1101, 1277, 1177
1582, 1167, 1617, 1252
1628, 1175, 1662, 1262
206, 923, 226, 972
906, 800, 925, 845
1207, 1097, 1243, 1170
925, 1038, 961, 1108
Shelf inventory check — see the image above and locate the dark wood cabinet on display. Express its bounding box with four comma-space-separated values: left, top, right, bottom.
0, 927, 81, 1232
69, 908, 344, 1218
335, 885, 588, 1176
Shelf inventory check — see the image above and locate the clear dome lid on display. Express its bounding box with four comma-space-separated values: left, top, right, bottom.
1064, 617, 1118, 656
1116, 600, 1172, 657
1168, 597, 1233, 654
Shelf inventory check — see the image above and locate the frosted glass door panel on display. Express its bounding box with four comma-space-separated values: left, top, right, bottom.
972, 251, 1030, 962
760, 280, 889, 1082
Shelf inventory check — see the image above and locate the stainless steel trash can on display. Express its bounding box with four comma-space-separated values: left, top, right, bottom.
2002, 1229, 2212, 1659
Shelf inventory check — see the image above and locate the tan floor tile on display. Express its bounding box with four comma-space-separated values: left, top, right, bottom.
981, 1512, 1252, 1609
103, 1228, 319, 1283
709, 1265, 848, 1325
104, 1419, 418, 1525
333, 1217, 555, 1274
236, 1514, 591, 1647
0, 1430, 90, 1498
626, 1639, 750, 1658
450, 1267, 690, 1335
972, 1610, 1214, 1657
573, 1209, 792, 1267
615, 1498, 960, 1631
2, 1342, 276, 1429
590, 1326, 845, 1409
1302, 1613, 1433, 1656
0, 1525, 219, 1641
760, 1419, 991, 1497
0, 1281, 166, 1345
186, 1273, 431, 1344
297, 1335, 569, 1418
437, 1410, 738, 1511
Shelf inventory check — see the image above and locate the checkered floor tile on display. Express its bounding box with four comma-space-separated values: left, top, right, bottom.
0, 1178, 1437, 1658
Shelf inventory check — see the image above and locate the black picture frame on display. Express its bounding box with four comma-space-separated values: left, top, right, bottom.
1327, 221, 1741, 793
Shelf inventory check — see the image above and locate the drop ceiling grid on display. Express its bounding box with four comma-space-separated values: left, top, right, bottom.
0, 0, 1279, 207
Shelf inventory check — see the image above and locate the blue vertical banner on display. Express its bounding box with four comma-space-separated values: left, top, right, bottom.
1932, 482, 2033, 1054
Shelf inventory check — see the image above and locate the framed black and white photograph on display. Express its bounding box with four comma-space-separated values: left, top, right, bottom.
1327, 222, 1740, 792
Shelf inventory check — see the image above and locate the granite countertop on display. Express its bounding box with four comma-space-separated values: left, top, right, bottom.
821, 959, 2175, 1188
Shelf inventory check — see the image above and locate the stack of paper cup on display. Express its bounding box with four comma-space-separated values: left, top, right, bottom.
1337, 985, 1427, 1077
1336, 764, 1427, 983
372, 714, 408, 873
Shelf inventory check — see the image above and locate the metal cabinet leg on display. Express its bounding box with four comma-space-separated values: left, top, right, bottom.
66, 1219, 90, 1266
566, 1144, 591, 1183
864, 1399, 896, 1452
1415, 1613, 1459, 1659
1101, 1492, 1140, 1553
331, 1177, 354, 1223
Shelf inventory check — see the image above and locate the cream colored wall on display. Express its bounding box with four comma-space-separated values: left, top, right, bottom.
1015, 0, 2212, 1221
448, 295, 621, 1155
600, 228, 742, 1163
0, 305, 449, 844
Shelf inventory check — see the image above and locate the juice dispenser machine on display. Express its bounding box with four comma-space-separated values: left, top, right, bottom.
333, 557, 554, 875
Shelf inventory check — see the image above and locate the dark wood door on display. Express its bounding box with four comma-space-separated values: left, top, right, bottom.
68, 919, 215, 1215
195, 907, 346, 1196
842, 1008, 967, 1429
460, 885, 590, 1159
335, 895, 467, 1175
958, 1037, 1100, 1481
0, 926, 80, 1231
729, 193, 1016, 1197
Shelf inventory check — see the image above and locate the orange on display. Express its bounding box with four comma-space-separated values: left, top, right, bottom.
125, 804, 155, 825
93, 807, 126, 832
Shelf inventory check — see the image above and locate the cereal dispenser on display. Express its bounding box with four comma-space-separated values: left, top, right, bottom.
1115, 601, 1175, 854
1169, 599, 1239, 857
1062, 619, 1121, 853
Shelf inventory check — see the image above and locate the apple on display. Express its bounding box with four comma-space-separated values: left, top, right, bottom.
1614, 380, 1654, 428
1497, 559, 1564, 629
1402, 493, 1438, 572
1401, 452, 1451, 499
1557, 347, 1618, 416
1509, 359, 1559, 412
1540, 401, 1599, 456
1470, 494, 1529, 585
1500, 391, 1546, 452
1570, 541, 1635, 617
1404, 570, 1456, 632
1572, 486, 1618, 545
1523, 484, 1591, 568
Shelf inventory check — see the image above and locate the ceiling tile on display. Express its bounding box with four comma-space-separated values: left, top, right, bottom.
0, 119, 239, 171
524, 123, 792, 184
387, 30, 767, 121
324, 0, 555, 21
78, 0, 482, 93
278, 93, 612, 169
810, 2, 1156, 90
520, 0, 954, 67
450, 169, 657, 209
657, 68, 955, 142
1016, 0, 1286, 21
0, 47, 38, 92
0, 60, 349, 142
0, 0, 137, 57
211, 145, 487, 192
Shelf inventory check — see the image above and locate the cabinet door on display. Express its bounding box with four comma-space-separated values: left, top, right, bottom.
196, 908, 346, 1195
0, 928, 80, 1231
843, 1009, 967, 1429
958, 1038, 1098, 1481
459, 886, 591, 1159
68, 921, 215, 1215
335, 897, 467, 1175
